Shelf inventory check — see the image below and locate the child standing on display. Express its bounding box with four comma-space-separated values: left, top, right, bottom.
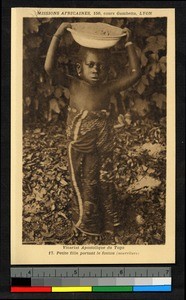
45, 22, 141, 241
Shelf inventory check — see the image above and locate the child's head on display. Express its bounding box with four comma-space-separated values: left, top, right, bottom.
76, 47, 110, 85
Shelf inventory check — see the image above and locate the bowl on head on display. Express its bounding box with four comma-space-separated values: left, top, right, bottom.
67, 22, 126, 49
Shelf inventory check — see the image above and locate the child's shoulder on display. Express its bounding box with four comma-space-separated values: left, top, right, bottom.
59, 74, 82, 88
68, 74, 82, 85
69, 75, 91, 87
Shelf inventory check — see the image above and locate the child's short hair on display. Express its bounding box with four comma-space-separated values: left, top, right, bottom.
76, 46, 110, 65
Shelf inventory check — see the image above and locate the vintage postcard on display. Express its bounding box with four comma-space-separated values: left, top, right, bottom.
11, 7, 175, 264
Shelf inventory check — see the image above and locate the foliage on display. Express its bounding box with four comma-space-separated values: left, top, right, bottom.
23, 17, 167, 123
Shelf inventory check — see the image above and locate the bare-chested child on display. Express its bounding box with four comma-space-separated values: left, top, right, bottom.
44, 22, 141, 242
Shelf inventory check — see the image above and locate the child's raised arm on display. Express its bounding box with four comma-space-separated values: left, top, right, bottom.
108, 28, 141, 93
44, 23, 71, 84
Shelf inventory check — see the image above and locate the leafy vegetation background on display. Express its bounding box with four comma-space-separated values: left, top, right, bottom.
23, 17, 167, 245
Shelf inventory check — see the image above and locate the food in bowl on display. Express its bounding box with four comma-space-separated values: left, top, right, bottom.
67, 22, 126, 49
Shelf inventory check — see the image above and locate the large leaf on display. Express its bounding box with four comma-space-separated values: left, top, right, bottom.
54, 87, 63, 98
136, 75, 149, 95
141, 51, 148, 66
24, 19, 41, 34
130, 97, 150, 117
133, 142, 165, 157
159, 56, 166, 73
136, 81, 146, 95
141, 75, 149, 86
63, 88, 70, 99
127, 175, 161, 193
151, 93, 166, 110
40, 18, 52, 24
48, 98, 61, 121
149, 63, 157, 78
145, 35, 166, 53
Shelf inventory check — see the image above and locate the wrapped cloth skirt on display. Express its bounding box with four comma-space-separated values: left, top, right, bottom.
66, 106, 120, 235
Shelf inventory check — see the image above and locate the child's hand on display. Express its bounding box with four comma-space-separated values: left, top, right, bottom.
55, 22, 72, 37
122, 27, 132, 42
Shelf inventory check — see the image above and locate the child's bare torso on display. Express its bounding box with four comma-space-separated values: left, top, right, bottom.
69, 77, 111, 111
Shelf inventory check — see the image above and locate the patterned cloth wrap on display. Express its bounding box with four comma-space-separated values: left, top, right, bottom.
66, 106, 120, 235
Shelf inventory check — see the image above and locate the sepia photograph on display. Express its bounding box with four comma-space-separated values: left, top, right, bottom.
11, 8, 175, 264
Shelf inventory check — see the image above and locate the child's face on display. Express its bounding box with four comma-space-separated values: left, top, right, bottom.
80, 50, 108, 85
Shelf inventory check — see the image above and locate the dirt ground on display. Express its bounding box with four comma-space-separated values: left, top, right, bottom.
22, 117, 166, 245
